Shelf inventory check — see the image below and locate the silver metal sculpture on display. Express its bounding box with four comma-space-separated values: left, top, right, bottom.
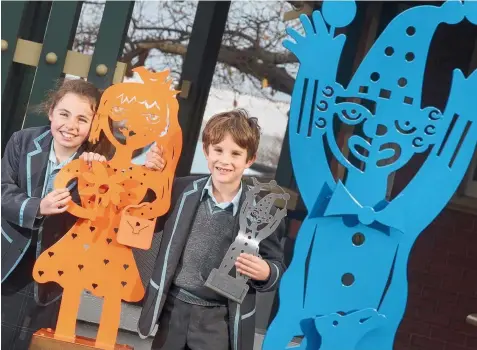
205, 178, 289, 303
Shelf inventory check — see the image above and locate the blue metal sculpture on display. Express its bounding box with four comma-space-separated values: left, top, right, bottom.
264, 1, 477, 349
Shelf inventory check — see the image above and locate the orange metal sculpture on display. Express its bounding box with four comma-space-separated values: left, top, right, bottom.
33, 67, 182, 349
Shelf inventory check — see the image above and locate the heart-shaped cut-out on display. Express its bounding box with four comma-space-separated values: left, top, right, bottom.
72, 233, 78, 239
58, 271, 64, 276
89, 226, 95, 232
92, 283, 98, 289
78, 264, 84, 271
48, 252, 54, 257
38, 271, 44, 276
103, 259, 110, 265
123, 264, 129, 270
106, 238, 112, 244
121, 281, 127, 287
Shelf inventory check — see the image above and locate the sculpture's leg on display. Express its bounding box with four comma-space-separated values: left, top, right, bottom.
263, 219, 319, 350
264, 319, 305, 350
54, 286, 83, 342
356, 246, 411, 350
314, 309, 386, 350
95, 296, 122, 349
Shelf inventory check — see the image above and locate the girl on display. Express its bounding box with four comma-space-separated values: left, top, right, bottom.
1, 79, 105, 349
1, 79, 164, 349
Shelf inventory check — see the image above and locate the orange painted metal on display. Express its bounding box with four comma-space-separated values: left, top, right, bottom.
33, 67, 182, 349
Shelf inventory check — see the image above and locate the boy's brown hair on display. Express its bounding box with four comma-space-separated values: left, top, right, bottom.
202, 109, 261, 161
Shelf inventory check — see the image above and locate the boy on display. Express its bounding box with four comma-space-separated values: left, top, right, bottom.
138, 109, 286, 350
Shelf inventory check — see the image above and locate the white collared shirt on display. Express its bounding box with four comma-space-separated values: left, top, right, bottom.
200, 176, 242, 216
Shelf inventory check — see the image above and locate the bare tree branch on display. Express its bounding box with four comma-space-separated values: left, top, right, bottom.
75, 1, 302, 99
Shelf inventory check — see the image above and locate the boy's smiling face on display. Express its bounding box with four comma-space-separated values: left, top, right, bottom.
49, 92, 94, 153
204, 133, 255, 186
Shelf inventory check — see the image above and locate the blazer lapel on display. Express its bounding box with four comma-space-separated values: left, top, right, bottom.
157, 177, 208, 291
26, 130, 52, 198
169, 177, 207, 250
232, 182, 249, 239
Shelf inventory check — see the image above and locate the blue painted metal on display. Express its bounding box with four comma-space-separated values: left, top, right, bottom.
264, 1, 477, 349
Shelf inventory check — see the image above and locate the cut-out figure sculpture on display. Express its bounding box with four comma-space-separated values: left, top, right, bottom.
264, 1, 476, 349
205, 178, 289, 303
33, 67, 182, 349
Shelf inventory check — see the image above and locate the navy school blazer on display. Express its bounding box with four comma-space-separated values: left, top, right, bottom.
138, 176, 287, 350
1, 126, 82, 304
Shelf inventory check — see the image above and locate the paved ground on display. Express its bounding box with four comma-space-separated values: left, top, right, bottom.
76, 322, 299, 350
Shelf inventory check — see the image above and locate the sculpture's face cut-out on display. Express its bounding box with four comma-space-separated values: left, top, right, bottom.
90, 67, 180, 153
107, 90, 171, 149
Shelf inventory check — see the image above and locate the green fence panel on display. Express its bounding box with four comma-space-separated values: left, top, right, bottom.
1, 1, 27, 96
87, 1, 134, 89
22, 1, 83, 129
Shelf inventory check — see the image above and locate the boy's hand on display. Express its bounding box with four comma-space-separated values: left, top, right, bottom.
235, 253, 270, 281
39, 188, 71, 216
80, 152, 107, 168
145, 144, 166, 171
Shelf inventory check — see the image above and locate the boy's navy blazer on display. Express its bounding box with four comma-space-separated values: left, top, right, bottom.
138, 175, 287, 350
1, 126, 82, 304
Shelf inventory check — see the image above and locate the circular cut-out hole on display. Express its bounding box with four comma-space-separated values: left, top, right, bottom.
370, 72, 380, 82
333, 320, 339, 326
398, 77, 407, 87
342, 273, 355, 286
405, 52, 415, 62
384, 47, 394, 56
406, 26, 416, 36
352, 232, 365, 246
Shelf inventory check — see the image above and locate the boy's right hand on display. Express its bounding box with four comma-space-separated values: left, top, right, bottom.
145, 144, 166, 171
80, 152, 107, 168
39, 188, 71, 216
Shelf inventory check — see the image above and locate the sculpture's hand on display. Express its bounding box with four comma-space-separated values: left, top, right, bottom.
283, 11, 345, 72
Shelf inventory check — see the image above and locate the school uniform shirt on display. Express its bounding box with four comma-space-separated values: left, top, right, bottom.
138, 176, 287, 350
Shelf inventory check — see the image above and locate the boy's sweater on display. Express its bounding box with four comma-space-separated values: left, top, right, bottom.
172, 196, 235, 305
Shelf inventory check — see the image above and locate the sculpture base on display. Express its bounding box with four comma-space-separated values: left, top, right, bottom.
30, 328, 133, 350
204, 268, 249, 304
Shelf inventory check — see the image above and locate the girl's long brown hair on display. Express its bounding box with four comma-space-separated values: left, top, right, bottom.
37, 78, 114, 157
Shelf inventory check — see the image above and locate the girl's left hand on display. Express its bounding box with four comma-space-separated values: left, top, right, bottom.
235, 253, 271, 281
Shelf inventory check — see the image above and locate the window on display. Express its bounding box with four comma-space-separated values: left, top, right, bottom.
189, 1, 302, 178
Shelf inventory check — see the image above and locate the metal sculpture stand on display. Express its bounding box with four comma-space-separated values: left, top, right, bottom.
263, 1, 477, 349
30, 328, 133, 350
205, 178, 289, 303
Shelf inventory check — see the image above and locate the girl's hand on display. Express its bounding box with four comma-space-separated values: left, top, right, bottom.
145, 144, 166, 171
80, 152, 107, 168
235, 253, 271, 281
39, 188, 71, 216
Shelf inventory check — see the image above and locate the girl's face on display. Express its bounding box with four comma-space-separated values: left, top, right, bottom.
49, 93, 94, 153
